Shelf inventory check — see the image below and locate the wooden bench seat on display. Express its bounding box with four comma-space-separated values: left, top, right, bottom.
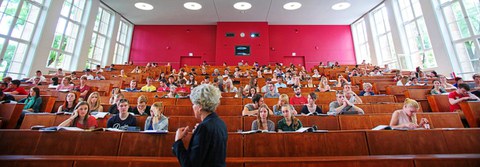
0, 103, 25, 129
1, 154, 479, 167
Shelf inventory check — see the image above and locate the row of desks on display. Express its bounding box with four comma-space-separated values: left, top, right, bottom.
0, 129, 479, 157
18, 112, 463, 132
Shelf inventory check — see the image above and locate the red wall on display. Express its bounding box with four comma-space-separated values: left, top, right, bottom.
130, 24, 356, 70
269, 25, 356, 69
129, 25, 217, 69
215, 22, 270, 66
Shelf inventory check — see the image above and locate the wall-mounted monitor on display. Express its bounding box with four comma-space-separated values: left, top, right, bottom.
235, 45, 250, 56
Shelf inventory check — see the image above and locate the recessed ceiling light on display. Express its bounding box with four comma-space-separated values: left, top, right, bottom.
233, 2, 252, 10
331, 2, 351, 11
283, 2, 302, 10
184, 2, 202, 10
135, 2, 154, 11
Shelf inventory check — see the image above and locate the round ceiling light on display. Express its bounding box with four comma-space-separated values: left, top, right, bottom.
331, 2, 351, 11
135, 2, 154, 11
233, 2, 252, 10
184, 2, 202, 10
283, 2, 302, 10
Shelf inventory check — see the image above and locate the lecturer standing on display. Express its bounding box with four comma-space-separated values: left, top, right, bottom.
173, 84, 228, 167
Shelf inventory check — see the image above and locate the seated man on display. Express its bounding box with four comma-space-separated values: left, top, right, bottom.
130, 95, 150, 116
26, 70, 46, 83
4, 80, 28, 95
82, 69, 94, 80
344, 84, 363, 104
448, 83, 480, 112
327, 91, 365, 116
264, 83, 280, 98
141, 77, 157, 92
124, 80, 139, 92
274, 76, 287, 88
289, 86, 307, 105
94, 72, 105, 80
261, 78, 276, 93
242, 94, 271, 116
470, 74, 480, 98
107, 99, 136, 130
108, 93, 125, 114
157, 79, 170, 92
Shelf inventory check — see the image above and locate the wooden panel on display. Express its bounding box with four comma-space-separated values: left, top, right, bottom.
367, 130, 449, 155
419, 112, 463, 128
366, 131, 413, 155
460, 101, 480, 127
20, 114, 56, 129
244, 133, 286, 157
118, 132, 176, 156
227, 133, 243, 157
14, 160, 73, 167
216, 105, 243, 116
302, 116, 340, 130
323, 131, 369, 156
283, 133, 326, 156
220, 98, 243, 105
0, 103, 25, 129
0, 130, 40, 155
427, 95, 450, 112
443, 129, 480, 154
263, 98, 278, 107
245, 159, 413, 167
361, 95, 396, 104
75, 160, 129, 167
222, 116, 243, 132
164, 106, 193, 116
338, 115, 371, 130
35, 131, 81, 155
175, 98, 192, 106
415, 158, 480, 167
74, 132, 121, 156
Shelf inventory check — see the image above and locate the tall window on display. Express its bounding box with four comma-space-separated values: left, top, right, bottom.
113, 19, 132, 64
439, 0, 480, 79
0, 0, 45, 79
397, 0, 437, 69
86, 7, 112, 69
371, 4, 398, 69
47, 0, 86, 70
352, 18, 371, 63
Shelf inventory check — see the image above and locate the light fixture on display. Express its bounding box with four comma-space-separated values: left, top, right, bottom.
184, 2, 202, 10
135, 2, 154, 11
331, 2, 351, 11
283, 2, 302, 10
233, 2, 252, 10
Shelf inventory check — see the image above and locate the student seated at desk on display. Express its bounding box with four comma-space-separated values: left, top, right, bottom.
144, 102, 168, 131
87, 92, 103, 112
301, 92, 322, 115
56, 77, 74, 91
359, 83, 375, 96
251, 104, 275, 131
327, 90, 365, 116
107, 99, 136, 130
130, 95, 150, 116
389, 98, 429, 129
431, 80, 447, 95
273, 94, 294, 116
16, 87, 43, 128
277, 104, 302, 132
108, 93, 124, 114
58, 101, 98, 129
124, 80, 139, 92
242, 94, 271, 116
141, 77, 156, 92
57, 92, 78, 113
0, 91, 15, 103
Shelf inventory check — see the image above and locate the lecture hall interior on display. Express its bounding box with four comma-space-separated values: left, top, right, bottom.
0, 0, 479, 166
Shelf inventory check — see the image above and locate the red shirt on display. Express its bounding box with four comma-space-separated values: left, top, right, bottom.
157, 86, 170, 92
448, 91, 469, 112
8, 87, 28, 95
75, 116, 98, 129
290, 96, 308, 105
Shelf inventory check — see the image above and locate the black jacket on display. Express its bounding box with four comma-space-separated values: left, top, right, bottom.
172, 112, 228, 167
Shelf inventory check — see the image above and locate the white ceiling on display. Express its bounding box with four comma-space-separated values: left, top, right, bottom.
101, 0, 383, 25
